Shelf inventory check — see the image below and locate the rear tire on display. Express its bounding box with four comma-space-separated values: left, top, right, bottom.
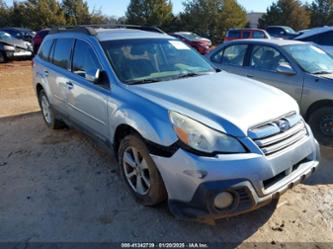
38, 89, 64, 129
308, 106, 333, 147
118, 134, 167, 206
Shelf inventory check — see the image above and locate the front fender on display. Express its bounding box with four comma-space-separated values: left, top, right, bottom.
110, 103, 178, 147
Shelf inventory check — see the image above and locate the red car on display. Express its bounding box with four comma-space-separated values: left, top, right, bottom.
32, 29, 50, 54
224, 28, 271, 42
170, 32, 212, 54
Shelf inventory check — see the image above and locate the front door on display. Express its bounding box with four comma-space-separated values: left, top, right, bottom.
66, 39, 109, 141
243, 45, 303, 103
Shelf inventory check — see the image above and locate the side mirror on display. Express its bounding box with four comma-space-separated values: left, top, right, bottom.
85, 68, 101, 83
276, 64, 296, 76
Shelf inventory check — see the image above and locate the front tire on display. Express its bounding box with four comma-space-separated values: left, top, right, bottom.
118, 134, 167, 206
38, 89, 64, 129
308, 106, 333, 147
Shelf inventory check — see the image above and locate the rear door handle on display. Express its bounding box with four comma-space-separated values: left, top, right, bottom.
66, 81, 74, 90
43, 70, 49, 77
247, 74, 254, 78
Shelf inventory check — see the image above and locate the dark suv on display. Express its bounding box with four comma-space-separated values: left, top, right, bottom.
266, 26, 299, 39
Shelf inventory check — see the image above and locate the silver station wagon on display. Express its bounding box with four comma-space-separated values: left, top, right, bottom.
33, 26, 320, 220
207, 39, 333, 147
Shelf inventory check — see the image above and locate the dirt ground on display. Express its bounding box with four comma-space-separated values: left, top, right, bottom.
0, 61, 332, 247
0, 61, 39, 118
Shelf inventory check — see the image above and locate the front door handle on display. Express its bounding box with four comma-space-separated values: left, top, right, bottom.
66, 81, 74, 90
247, 74, 254, 78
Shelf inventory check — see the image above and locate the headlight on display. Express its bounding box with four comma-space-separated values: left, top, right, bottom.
169, 111, 246, 154
3, 45, 15, 51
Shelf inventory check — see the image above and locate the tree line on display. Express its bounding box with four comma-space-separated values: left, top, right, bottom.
0, 0, 333, 43
0, 0, 115, 31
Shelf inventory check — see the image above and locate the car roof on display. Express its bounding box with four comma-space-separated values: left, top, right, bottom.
1, 27, 31, 32
172, 32, 195, 35
267, 26, 290, 29
222, 38, 305, 46
96, 28, 171, 41
295, 26, 333, 39
48, 27, 172, 41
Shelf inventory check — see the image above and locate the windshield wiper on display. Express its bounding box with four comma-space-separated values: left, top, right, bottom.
313, 70, 333, 75
126, 78, 162, 85
174, 71, 211, 79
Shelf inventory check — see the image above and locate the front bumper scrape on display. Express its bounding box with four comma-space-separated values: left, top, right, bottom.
168, 160, 318, 220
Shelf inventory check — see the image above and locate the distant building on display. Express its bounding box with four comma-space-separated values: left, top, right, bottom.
247, 12, 265, 28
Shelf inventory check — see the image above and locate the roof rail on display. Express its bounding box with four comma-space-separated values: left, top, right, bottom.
50, 24, 165, 36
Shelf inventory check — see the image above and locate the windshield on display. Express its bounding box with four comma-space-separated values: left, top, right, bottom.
284, 44, 333, 74
285, 27, 296, 34
178, 32, 201, 41
102, 39, 215, 84
0, 32, 13, 44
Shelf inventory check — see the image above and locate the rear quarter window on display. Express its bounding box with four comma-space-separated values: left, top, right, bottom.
253, 31, 266, 39
38, 39, 53, 61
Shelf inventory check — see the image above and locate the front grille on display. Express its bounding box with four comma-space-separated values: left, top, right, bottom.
263, 157, 310, 189
249, 112, 308, 156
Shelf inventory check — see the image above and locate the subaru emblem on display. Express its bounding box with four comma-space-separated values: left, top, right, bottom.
278, 119, 290, 132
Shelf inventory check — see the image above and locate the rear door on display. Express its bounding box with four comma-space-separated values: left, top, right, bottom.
243, 45, 303, 102
210, 43, 249, 76
66, 39, 109, 141
47, 38, 74, 115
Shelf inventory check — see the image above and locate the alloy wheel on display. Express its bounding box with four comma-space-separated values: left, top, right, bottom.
122, 146, 151, 195
320, 114, 333, 137
41, 95, 52, 124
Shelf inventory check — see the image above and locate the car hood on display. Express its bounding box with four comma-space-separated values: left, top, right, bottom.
316, 73, 333, 80
129, 71, 299, 137
0, 37, 32, 51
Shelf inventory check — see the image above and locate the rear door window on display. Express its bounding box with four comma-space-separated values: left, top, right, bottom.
52, 38, 74, 69
243, 31, 251, 38
228, 30, 241, 39
222, 45, 248, 66
38, 39, 53, 61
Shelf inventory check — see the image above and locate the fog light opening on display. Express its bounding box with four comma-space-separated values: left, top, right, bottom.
214, 192, 234, 210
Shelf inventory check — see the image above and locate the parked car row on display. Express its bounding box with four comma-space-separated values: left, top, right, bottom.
32, 28, 50, 54
0, 31, 33, 62
1, 27, 35, 42
33, 25, 320, 221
